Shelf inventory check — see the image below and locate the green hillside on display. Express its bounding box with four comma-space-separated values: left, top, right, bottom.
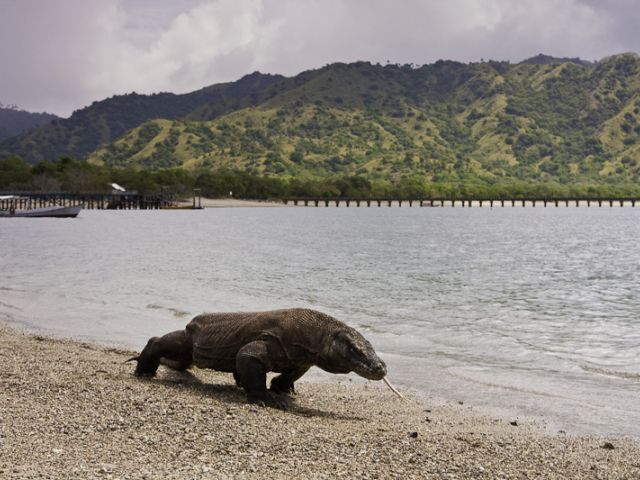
85, 54, 640, 184
0, 72, 284, 163
5, 54, 640, 187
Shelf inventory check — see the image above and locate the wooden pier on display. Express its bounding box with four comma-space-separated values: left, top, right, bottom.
282, 197, 640, 207
4, 193, 640, 210
0, 192, 173, 210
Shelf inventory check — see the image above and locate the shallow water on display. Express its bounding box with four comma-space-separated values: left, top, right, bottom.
1, 206, 639, 436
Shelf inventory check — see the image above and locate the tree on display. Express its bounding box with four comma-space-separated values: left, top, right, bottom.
0, 156, 31, 189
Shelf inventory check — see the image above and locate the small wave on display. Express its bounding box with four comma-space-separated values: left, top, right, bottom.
580, 365, 640, 381
358, 323, 388, 334
447, 370, 573, 400
0, 286, 27, 293
0, 300, 22, 311
145, 303, 190, 318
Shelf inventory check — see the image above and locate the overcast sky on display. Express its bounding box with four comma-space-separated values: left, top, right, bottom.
1, 0, 639, 117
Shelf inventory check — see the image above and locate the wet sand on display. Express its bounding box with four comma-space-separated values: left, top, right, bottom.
1, 323, 639, 479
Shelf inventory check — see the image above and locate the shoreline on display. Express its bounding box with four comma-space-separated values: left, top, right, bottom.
175, 198, 290, 208
2, 323, 640, 478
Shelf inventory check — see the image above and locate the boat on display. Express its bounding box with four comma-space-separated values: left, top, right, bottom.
0, 205, 82, 218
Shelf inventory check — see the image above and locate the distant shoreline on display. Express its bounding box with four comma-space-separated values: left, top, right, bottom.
2, 322, 640, 479
174, 197, 640, 208
176, 198, 290, 208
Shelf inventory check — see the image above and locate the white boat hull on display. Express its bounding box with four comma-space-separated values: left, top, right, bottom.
0, 205, 82, 218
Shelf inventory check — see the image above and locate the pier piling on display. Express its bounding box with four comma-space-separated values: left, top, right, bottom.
277, 196, 640, 208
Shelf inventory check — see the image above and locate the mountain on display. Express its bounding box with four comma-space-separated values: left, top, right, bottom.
0, 106, 58, 142
3, 54, 640, 185
0, 72, 284, 163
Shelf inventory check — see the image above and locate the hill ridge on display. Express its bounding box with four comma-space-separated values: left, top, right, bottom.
2, 53, 640, 185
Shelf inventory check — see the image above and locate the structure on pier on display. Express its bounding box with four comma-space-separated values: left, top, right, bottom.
0, 192, 173, 211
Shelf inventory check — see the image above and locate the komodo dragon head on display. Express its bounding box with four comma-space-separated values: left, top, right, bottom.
319, 328, 387, 380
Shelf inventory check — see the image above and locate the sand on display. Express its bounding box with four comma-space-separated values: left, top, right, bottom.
175, 198, 289, 208
1, 323, 639, 479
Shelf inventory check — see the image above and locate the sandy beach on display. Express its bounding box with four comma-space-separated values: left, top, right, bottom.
176, 198, 290, 208
1, 323, 639, 479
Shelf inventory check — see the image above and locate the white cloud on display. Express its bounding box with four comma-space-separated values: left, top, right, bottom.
84, 0, 276, 104
0, 0, 636, 117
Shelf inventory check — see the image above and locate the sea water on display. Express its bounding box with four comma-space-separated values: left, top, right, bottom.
1, 206, 639, 436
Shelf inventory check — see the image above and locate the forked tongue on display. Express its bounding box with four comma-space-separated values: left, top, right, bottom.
382, 376, 404, 400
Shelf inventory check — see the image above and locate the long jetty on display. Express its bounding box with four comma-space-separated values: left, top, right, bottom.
282, 197, 640, 207
0, 192, 173, 210
3, 193, 640, 210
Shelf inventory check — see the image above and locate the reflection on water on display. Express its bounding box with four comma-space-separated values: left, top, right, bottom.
1, 207, 639, 436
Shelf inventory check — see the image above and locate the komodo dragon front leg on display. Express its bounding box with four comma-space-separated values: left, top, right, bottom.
235, 340, 303, 409
270, 366, 310, 394
128, 330, 193, 377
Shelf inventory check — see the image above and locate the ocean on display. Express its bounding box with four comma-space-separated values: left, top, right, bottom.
1, 206, 639, 436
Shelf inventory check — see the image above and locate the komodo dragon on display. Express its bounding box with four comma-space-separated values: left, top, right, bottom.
128, 308, 401, 407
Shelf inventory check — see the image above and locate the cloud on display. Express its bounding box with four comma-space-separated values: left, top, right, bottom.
0, 0, 121, 115
256, 0, 609, 67
0, 0, 637, 117
0, 0, 270, 115
84, 0, 276, 96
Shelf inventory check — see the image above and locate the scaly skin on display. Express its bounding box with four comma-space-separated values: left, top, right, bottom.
129, 308, 387, 408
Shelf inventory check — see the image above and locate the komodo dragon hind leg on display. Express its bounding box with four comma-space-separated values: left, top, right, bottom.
131, 330, 193, 377
270, 366, 310, 395
236, 341, 291, 410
